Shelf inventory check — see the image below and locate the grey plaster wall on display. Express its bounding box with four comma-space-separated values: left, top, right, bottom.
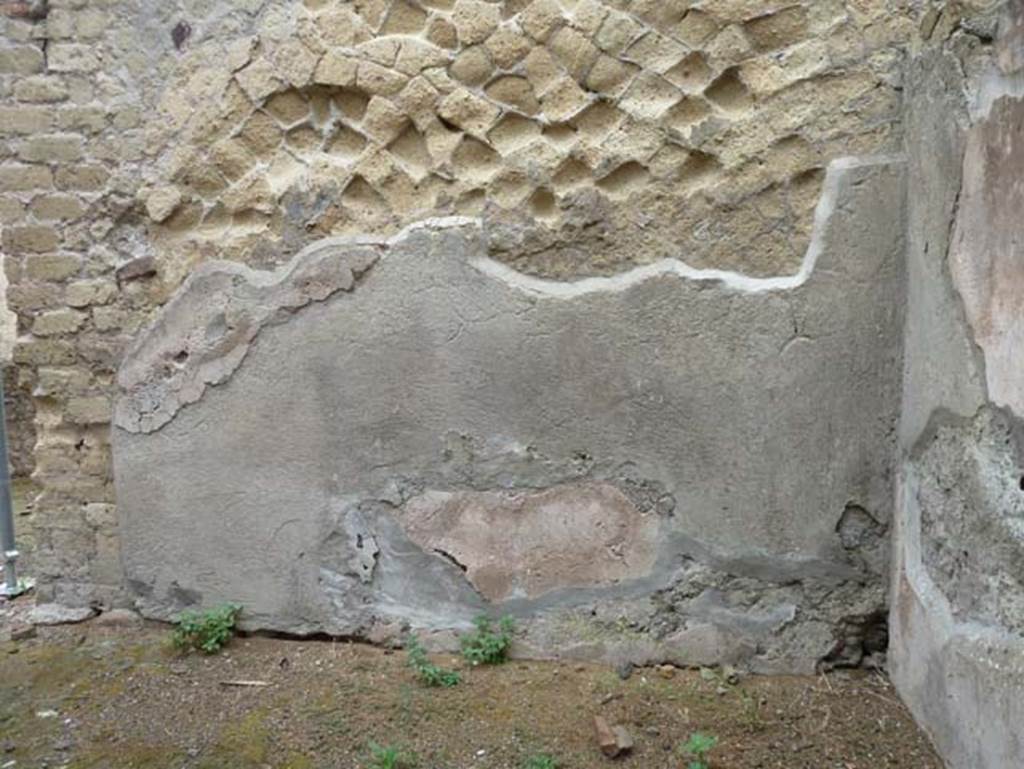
113, 155, 905, 673
2, 246, 34, 479
889, 8, 1024, 767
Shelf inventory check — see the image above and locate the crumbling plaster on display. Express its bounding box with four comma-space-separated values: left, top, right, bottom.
3, 1, 1024, 766
114, 156, 905, 673
0, 0, 922, 611
889, 6, 1024, 767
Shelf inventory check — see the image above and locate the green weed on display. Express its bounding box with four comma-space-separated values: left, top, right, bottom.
171, 603, 241, 654
460, 615, 515, 665
680, 731, 718, 769
739, 688, 766, 733
406, 635, 461, 687
366, 742, 416, 769
522, 753, 559, 769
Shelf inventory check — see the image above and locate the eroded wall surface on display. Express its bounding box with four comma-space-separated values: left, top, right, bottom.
0, 0, 920, 623
5, 0, 1024, 758
114, 157, 904, 672
149, 0, 909, 280
890, 3, 1024, 767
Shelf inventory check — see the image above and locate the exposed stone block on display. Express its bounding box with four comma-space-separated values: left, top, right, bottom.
47, 42, 100, 72
573, 0, 609, 36
519, 0, 564, 42
5, 225, 60, 254
485, 23, 531, 69
547, 25, 600, 80
14, 75, 69, 102
273, 40, 318, 87
744, 6, 810, 52
33, 308, 86, 336
438, 87, 501, 137
54, 165, 108, 192
523, 45, 561, 94
0, 105, 53, 133
17, 133, 84, 163
57, 106, 106, 132
65, 279, 117, 308
24, 252, 80, 281
92, 307, 126, 331
7, 283, 62, 312
618, 72, 679, 120
585, 54, 636, 95
453, 47, 492, 86
209, 138, 256, 181
361, 95, 409, 144
0, 163, 53, 191
394, 76, 441, 130
144, 186, 182, 223
36, 366, 92, 398
0, 43, 44, 74
394, 38, 449, 76
237, 111, 283, 158
704, 24, 751, 63
236, 58, 282, 102
595, 10, 643, 54
315, 7, 369, 47
66, 395, 111, 425
0, 195, 25, 224
357, 60, 409, 96
452, 0, 501, 45
264, 90, 310, 125
13, 338, 76, 365
485, 75, 539, 114
381, 0, 428, 35
426, 16, 458, 49
539, 77, 591, 121
623, 30, 686, 73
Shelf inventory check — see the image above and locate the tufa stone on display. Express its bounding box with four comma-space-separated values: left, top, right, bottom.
145, 186, 182, 223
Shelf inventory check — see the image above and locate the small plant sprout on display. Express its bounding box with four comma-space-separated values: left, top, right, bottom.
366, 742, 416, 769
171, 603, 241, 654
406, 634, 461, 687
680, 732, 718, 769
522, 753, 559, 769
460, 615, 515, 665
739, 688, 765, 733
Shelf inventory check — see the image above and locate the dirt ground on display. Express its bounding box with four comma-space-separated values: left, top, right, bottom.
0, 594, 943, 769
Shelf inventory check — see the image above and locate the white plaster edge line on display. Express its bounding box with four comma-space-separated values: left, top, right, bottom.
389, 215, 481, 241
469, 154, 906, 298
899, 468, 1024, 656
180, 215, 484, 296
970, 68, 1024, 121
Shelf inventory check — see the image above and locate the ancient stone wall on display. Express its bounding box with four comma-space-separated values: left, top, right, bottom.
112, 156, 905, 672
4, 1, 1023, 765
148, 0, 910, 280
2, 0, 153, 600
0, 0, 921, 611
890, 3, 1024, 768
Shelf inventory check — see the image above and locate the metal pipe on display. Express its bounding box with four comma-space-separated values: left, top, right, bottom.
0, 367, 20, 595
